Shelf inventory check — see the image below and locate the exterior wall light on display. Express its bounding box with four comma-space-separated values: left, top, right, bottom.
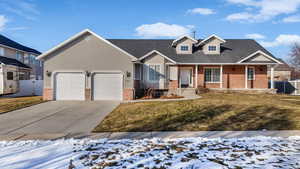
86, 71, 91, 77
46, 70, 52, 77
126, 71, 131, 78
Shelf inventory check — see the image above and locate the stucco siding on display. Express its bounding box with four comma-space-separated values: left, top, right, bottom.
203, 38, 223, 55
142, 53, 167, 89
43, 32, 134, 89
175, 38, 195, 54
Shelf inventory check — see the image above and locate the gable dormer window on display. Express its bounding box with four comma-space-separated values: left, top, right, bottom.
208, 45, 217, 51
180, 45, 189, 51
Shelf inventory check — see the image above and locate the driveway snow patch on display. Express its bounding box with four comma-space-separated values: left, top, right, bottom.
0, 136, 299, 169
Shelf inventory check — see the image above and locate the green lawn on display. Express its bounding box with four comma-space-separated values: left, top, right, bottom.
94, 93, 300, 132
0, 96, 44, 114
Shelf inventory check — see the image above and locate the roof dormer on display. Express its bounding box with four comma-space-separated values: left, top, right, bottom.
172, 35, 198, 54
198, 34, 226, 55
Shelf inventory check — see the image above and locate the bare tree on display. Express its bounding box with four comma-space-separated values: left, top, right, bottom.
288, 43, 300, 71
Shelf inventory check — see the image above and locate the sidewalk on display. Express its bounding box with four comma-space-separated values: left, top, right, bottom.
1, 130, 299, 141
89, 130, 300, 140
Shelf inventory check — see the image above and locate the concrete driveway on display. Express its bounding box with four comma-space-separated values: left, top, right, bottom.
0, 101, 119, 136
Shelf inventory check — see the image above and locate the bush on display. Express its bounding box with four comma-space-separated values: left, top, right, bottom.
196, 85, 209, 94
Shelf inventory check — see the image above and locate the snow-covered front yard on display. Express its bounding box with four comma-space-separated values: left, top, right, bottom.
0, 136, 299, 169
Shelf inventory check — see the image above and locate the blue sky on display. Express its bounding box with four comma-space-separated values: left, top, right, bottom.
1, 0, 300, 61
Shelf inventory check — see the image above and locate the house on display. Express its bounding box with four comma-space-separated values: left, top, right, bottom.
267, 59, 293, 81
0, 34, 43, 80
38, 29, 282, 101
0, 34, 42, 95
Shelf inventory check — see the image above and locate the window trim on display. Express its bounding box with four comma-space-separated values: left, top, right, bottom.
180, 45, 189, 51
247, 67, 255, 80
208, 45, 217, 52
204, 67, 221, 83
147, 64, 161, 82
7, 72, 14, 80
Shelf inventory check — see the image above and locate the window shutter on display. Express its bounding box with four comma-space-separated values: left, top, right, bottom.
169, 66, 178, 80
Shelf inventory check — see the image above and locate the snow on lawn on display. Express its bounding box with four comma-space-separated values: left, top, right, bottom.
0, 137, 299, 169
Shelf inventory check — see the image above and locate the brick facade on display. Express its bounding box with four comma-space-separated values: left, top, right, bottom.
123, 88, 135, 100
85, 89, 91, 101
43, 65, 268, 101
168, 80, 179, 89
43, 88, 135, 101
43, 88, 53, 100
195, 65, 268, 89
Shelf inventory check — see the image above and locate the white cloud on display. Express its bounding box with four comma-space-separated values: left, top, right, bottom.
135, 22, 194, 38
283, 15, 300, 23
0, 0, 39, 20
7, 26, 28, 31
226, 0, 300, 22
245, 33, 266, 39
260, 34, 300, 47
226, 12, 254, 21
187, 8, 216, 15
0, 15, 8, 31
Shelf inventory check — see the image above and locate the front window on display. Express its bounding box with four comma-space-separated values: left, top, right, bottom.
208, 45, 217, 51
24, 54, 29, 64
204, 68, 220, 83
180, 45, 189, 51
148, 65, 160, 81
29, 55, 36, 64
0, 47, 4, 56
247, 67, 255, 80
7, 72, 14, 80
19, 72, 26, 80
16, 51, 23, 61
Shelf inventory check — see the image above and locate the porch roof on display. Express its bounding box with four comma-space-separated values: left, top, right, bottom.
0, 56, 31, 69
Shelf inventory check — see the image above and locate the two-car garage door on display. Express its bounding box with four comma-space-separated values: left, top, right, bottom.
54, 72, 123, 101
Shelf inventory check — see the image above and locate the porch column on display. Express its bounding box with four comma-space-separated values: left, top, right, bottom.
270, 66, 274, 89
220, 65, 223, 88
178, 67, 181, 89
195, 65, 198, 88
245, 65, 248, 89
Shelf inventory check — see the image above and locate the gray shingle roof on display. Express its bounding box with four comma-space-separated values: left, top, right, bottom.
0, 34, 41, 55
108, 39, 276, 64
0, 56, 31, 69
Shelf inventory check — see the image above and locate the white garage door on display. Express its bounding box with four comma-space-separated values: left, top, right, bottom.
55, 72, 85, 100
92, 73, 123, 100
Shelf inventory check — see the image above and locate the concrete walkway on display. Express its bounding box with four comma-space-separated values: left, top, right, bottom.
0, 130, 299, 141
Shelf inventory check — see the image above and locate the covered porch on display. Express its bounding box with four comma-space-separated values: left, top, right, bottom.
168, 64, 277, 91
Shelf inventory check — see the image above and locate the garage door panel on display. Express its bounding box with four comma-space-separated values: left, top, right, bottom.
55, 73, 85, 100
93, 73, 122, 100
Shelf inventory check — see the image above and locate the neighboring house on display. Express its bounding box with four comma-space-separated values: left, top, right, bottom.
0, 56, 31, 94
0, 34, 43, 80
0, 34, 42, 95
267, 59, 293, 81
291, 69, 300, 80
38, 29, 282, 101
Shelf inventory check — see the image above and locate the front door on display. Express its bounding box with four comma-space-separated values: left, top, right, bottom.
180, 69, 191, 88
